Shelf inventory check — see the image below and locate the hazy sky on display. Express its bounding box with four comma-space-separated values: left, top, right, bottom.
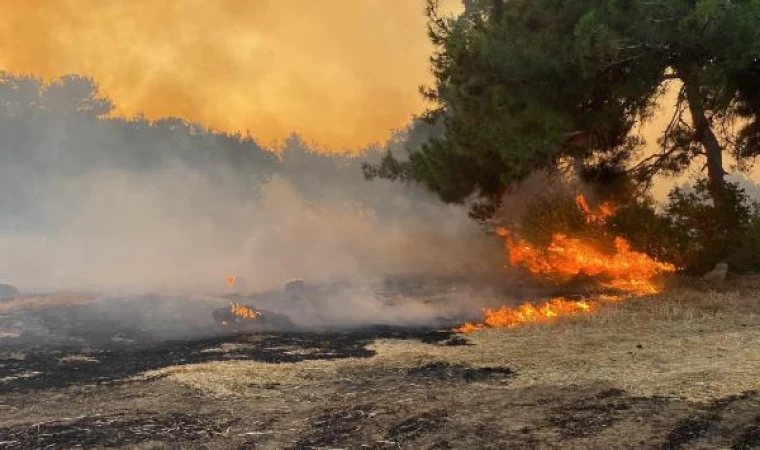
0, 1, 461, 149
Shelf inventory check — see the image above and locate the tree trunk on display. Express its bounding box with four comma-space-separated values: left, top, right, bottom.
681, 73, 725, 206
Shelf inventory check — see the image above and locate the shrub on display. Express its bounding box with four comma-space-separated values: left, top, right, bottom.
606, 196, 680, 266
515, 178, 760, 274
664, 179, 755, 274
518, 192, 595, 246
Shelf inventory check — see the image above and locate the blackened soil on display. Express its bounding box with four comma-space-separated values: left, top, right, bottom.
293, 407, 449, 450
292, 404, 379, 449
407, 361, 514, 383
548, 388, 662, 439
2, 290, 759, 449
0, 412, 233, 449
2, 340, 760, 449
735, 417, 760, 450
388, 410, 448, 443
0, 328, 456, 393
660, 391, 760, 449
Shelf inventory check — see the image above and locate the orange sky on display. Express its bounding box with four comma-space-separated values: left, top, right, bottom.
0, 1, 461, 149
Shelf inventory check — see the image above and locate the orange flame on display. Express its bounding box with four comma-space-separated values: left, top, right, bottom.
575, 194, 615, 224
507, 233, 675, 294
229, 302, 260, 320
456, 297, 597, 333
458, 195, 676, 333
226, 275, 236, 288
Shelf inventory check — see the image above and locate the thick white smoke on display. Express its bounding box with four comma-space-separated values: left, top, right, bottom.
0, 163, 501, 295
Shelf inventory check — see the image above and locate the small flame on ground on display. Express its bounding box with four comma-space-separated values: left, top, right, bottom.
230, 302, 260, 320
226, 275, 236, 288
458, 195, 676, 333
455, 297, 598, 333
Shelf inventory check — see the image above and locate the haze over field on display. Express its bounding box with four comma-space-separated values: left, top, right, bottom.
0, 1, 759, 296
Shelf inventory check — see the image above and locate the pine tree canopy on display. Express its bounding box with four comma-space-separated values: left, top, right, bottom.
365, 0, 760, 217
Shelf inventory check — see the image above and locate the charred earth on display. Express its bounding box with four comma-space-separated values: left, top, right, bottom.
1, 275, 759, 449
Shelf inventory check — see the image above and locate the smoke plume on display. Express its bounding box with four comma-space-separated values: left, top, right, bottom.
0, 0, 460, 149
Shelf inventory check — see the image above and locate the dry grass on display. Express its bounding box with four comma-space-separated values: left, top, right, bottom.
422, 288, 760, 401
5, 282, 760, 449
142, 286, 760, 403
58, 355, 100, 365
0, 294, 96, 314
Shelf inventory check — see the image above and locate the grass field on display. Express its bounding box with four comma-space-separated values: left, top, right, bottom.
1, 277, 759, 449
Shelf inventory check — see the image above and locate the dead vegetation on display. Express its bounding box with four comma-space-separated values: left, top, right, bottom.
0, 279, 759, 448
0, 293, 96, 314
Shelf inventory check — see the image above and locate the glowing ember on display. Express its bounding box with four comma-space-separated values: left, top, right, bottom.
226, 275, 236, 288
230, 302, 260, 320
458, 195, 676, 333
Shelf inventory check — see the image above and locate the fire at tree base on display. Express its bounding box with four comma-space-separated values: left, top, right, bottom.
456, 195, 677, 333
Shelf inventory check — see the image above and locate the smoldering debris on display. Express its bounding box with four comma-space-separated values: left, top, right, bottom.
0, 275, 508, 351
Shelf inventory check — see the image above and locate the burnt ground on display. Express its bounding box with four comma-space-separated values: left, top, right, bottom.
1, 280, 760, 449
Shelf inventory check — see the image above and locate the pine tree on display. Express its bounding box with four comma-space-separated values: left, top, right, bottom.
366, 0, 760, 217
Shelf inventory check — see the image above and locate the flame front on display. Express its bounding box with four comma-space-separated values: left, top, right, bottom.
507, 233, 675, 294
456, 297, 597, 333
230, 302, 260, 320
458, 195, 676, 333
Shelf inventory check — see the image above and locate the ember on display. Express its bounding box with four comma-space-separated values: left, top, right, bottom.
458, 195, 676, 333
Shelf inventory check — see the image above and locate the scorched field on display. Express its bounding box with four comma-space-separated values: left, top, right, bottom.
1, 274, 759, 450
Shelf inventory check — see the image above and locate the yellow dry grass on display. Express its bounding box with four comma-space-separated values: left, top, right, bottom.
139, 286, 760, 402
0, 294, 96, 314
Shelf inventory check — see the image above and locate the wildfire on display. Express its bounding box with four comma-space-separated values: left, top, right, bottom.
230, 302, 260, 320
507, 233, 675, 294
456, 297, 596, 333
226, 275, 236, 288
458, 195, 676, 333
575, 194, 615, 224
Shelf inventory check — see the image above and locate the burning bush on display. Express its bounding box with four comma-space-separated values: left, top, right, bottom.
604, 197, 678, 266
518, 192, 594, 247
506, 193, 676, 291
456, 193, 677, 333
516, 180, 760, 275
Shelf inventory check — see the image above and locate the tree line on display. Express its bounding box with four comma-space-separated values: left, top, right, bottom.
0, 72, 444, 231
